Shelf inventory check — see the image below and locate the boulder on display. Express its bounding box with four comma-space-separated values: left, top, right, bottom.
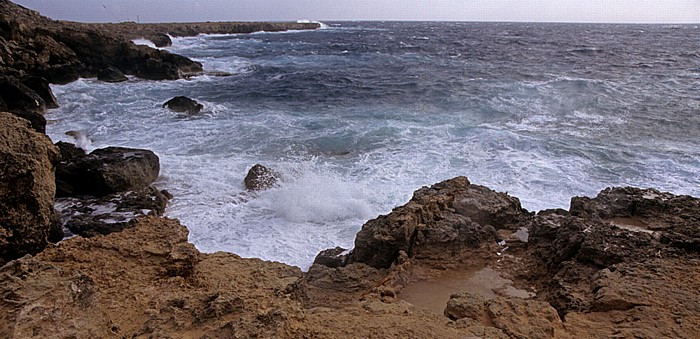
97, 65, 128, 83
0, 75, 46, 113
55, 146, 160, 197
162, 95, 204, 114
0, 112, 61, 264
244, 164, 279, 191
57, 186, 172, 237
347, 177, 528, 269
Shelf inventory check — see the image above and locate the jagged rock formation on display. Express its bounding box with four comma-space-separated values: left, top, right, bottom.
0, 112, 61, 264
1, 175, 699, 337
55, 146, 160, 197
347, 176, 530, 269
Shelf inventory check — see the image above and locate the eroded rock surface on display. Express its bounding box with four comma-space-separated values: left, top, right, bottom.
0, 112, 60, 264
347, 176, 530, 269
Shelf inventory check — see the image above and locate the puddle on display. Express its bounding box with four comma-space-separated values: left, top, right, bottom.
399, 267, 534, 314
608, 217, 655, 234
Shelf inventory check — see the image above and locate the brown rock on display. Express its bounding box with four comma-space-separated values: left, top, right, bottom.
0, 111, 60, 263
486, 297, 567, 339
347, 177, 524, 269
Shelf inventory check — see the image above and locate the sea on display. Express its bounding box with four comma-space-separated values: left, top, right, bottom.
46, 22, 700, 269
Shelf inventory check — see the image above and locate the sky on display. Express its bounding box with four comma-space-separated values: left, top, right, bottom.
13, 0, 700, 24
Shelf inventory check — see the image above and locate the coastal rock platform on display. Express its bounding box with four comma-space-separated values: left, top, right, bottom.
2, 175, 699, 337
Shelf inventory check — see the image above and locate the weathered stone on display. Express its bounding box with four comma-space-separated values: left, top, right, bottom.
20, 75, 58, 108
347, 177, 514, 269
244, 164, 279, 191
162, 95, 203, 114
0, 112, 60, 263
0, 75, 45, 113
445, 292, 487, 321
55, 146, 160, 197
486, 297, 566, 339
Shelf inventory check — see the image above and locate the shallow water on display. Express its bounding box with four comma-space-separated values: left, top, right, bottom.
46, 22, 700, 269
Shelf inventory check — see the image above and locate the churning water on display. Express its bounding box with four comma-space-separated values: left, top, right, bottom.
46, 22, 700, 269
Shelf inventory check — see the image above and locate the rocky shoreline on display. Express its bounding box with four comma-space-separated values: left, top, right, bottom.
2, 0, 699, 337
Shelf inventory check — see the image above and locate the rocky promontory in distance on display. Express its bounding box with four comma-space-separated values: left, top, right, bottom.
0, 0, 319, 113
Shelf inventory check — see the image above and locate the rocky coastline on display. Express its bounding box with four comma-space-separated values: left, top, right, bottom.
1, 0, 699, 337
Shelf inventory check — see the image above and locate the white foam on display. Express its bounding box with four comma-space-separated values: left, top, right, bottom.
132, 38, 157, 49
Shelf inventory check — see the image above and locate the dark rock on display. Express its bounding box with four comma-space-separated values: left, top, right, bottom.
56, 146, 160, 197
20, 76, 58, 109
244, 164, 279, 191
347, 177, 523, 269
0, 112, 60, 263
162, 95, 204, 114
55, 141, 86, 161
97, 65, 128, 83
146, 33, 172, 48
0, 75, 46, 113
58, 186, 171, 237
43, 64, 81, 85
10, 110, 46, 133
313, 247, 348, 268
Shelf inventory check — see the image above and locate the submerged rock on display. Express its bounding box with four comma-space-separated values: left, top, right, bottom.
0, 112, 61, 264
162, 95, 203, 114
57, 186, 172, 237
244, 164, 279, 191
56, 146, 160, 197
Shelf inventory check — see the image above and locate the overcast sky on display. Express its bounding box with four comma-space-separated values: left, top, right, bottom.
13, 0, 700, 23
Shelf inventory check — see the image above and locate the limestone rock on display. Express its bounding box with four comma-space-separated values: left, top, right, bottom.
347, 177, 526, 269
162, 95, 203, 114
55, 146, 160, 197
0, 112, 60, 263
445, 292, 488, 321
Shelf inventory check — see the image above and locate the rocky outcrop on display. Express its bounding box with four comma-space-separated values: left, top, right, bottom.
0, 75, 47, 114
162, 96, 203, 114
55, 146, 160, 197
2, 170, 699, 337
346, 176, 530, 269
0, 0, 202, 85
0, 112, 60, 264
9, 110, 46, 133
244, 164, 279, 191
0, 217, 473, 338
